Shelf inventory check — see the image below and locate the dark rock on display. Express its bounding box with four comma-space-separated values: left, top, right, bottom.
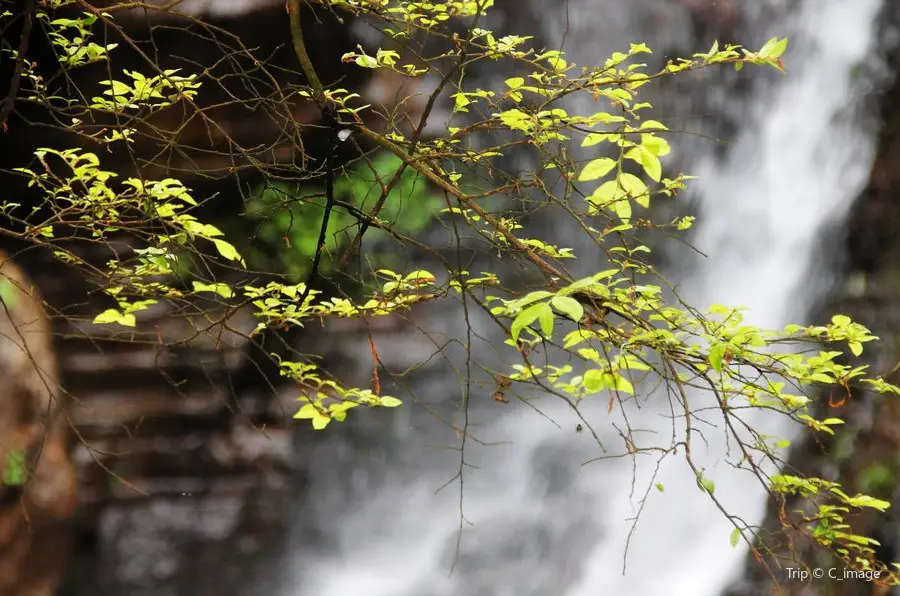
0, 252, 78, 596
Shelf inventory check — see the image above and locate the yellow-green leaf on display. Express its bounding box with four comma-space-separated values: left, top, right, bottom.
759, 36, 788, 59
583, 369, 605, 392
511, 302, 545, 341
192, 281, 235, 299
93, 308, 135, 327
211, 238, 246, 266
579, 157, 617, 181
537, 302, 554, 337
551, 296, 584, 322
607, 372, 634, 394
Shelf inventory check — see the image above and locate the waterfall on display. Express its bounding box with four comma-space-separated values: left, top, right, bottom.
279, 1, 887, 595
569, 1, 886, 594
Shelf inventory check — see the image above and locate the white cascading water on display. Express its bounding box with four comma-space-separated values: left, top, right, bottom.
571, 0, 886, 594
283, 1, 886, 595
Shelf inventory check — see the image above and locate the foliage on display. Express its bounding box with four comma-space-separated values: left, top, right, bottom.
1, 0, 898, 587
1, 449, 27, 487
245, 151, 443, 278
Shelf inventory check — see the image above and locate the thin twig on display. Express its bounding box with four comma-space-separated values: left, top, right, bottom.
0, 0, 37, 132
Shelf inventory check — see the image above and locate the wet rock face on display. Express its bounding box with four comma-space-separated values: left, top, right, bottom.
78, 464, 294, 596
845, 31, 900, 276
43, 243, 302, 595
0, 252, 78, 596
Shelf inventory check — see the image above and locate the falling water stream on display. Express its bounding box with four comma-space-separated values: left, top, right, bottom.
282, 1, 887, 594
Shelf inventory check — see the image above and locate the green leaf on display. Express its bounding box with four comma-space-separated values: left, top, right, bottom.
551, 296, 584, 322
294, 402, 332, 430
192, 281, 235, 299
511, 302, 545, 341
618, 173, 647, 202
730, 528, 741, 548
93, 308, 135, 327
610, 193, 632, 222
831, 314, 852, 327
587, 180, 619, 207
93, 309, 121, 324
617, 355, 650, 371
759, 36, 788, 59
583, 369, 605, 392
607, 372, 634, 394
379, 396, 403, 407
582, 132, 614, 147
311, 415, 331, 430
633, 145, 661, 182
709, 343, 726, 372
639, 120, 669, 133
355, 54, 378, 68
578, 157, 617, 181
2, 449, 27, 487
849, 341, 863, 357
515, 290, 555, 308
537, 302, 554, 338
844, 494, 890, 512
211, 238, 245, 266
497, 109, 533, 131
655, 483, 664, 492
102, 79, 132, 96
696, 471, 715, 494
293, 403, 318, 418
453, 93, 471, 112
642, 134, 671, 157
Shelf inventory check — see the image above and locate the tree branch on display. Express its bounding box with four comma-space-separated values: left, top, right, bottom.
286, 0, 326, 106
284, 0, 565, 288
0, 0, 37, 133
287, 0, 339, 310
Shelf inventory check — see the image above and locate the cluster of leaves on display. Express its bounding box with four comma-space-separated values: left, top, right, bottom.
4, 0, 900, 586
39, 10, 117, 67
90, 69, 200, 113
244, 151, 443, 278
